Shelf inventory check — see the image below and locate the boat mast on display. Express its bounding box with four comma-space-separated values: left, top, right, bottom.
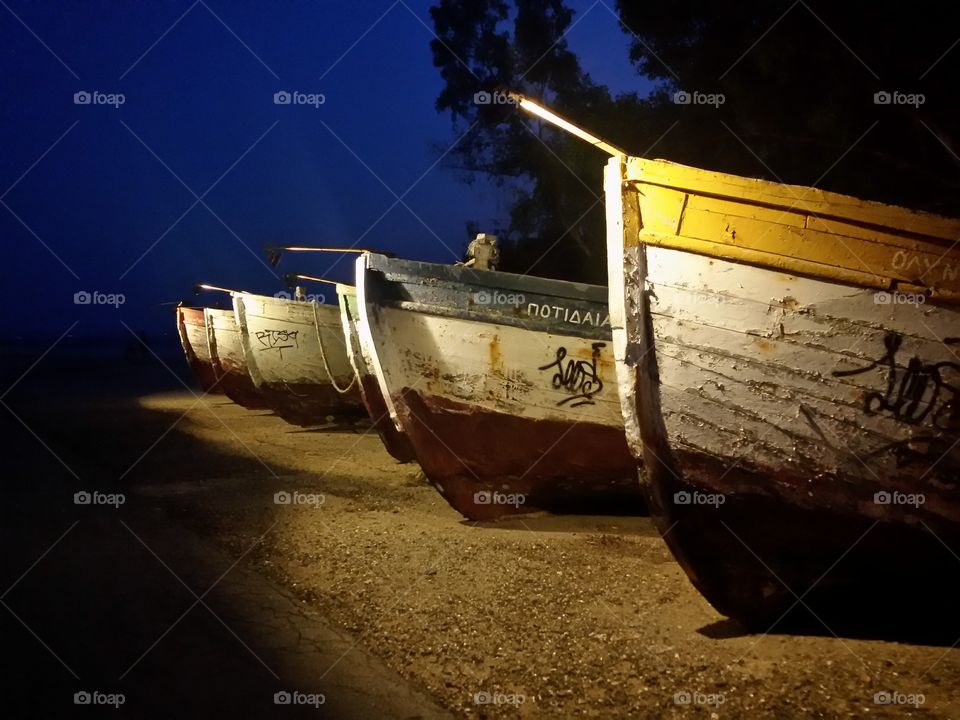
282, 272, 344, 287
507, 91, 626, 158
264, 245, 394, 267
193, 283, 244, 295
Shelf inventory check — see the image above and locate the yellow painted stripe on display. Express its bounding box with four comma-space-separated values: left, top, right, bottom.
622, 157, 960, 301
626, 157, 960, 240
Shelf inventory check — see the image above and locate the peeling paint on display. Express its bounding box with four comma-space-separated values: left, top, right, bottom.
606, 155, 960, 629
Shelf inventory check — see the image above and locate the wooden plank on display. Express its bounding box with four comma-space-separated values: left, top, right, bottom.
633, 229, 898, 295
627, 156, 960, 241
677, 206, 958, 293
373, 307, 625, 428
234, 293, 352, 385
644, 245, 960, 343
644, 246, 960, 488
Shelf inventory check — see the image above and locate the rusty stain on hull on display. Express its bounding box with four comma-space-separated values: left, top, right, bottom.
488, 334, 502, 370
395, 388, 642, 521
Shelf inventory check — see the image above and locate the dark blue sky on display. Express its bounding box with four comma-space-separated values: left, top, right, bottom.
1, 0, 646, 343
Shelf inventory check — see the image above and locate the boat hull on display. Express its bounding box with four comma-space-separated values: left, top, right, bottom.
337, 285, 416, 462
606, 156, 960, 631
233, 293, 363, 425
204, 308, 267, 409
359, 254, 640, 520
176, 306, 224, 394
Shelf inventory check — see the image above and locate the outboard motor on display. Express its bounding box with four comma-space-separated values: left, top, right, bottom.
465, 233, 500, 271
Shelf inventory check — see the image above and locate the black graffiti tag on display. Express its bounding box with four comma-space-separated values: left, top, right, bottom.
255, 329, 299, 359
834, 333, 960, 428
832, 332, 960, 466
539, 342, 605, 407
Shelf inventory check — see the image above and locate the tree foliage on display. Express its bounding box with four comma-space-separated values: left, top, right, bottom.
430, 0, 654, 283
617, 0, 960, 213
430, 0, 960, 282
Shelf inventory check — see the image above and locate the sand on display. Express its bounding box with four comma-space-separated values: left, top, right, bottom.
4, 358, 959, 718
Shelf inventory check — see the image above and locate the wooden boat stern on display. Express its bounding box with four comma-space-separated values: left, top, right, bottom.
606, 153, 960, 631
359, 252, 641, 520
176, 305, 224, 394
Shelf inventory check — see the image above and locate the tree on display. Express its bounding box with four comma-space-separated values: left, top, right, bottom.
429, 0, 651, 283
430, 1, 960, 284
617, 0, 960, 215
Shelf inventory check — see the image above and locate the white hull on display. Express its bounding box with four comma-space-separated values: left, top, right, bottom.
233, 293, 362, 424
234, 294, 353, 385
642, 245, 959, 502
183, 312, 213, 364
369, 307, 624, 428
204, 308, 245, 371
204, 306, 265, 408
338, 283, 416, 462
604, 153, 960, 629
176, 306, 223, 394
358, 252, 638, 519
337, 287, 375, 394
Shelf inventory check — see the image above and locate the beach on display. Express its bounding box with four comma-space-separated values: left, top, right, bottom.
2, 350, 957, 718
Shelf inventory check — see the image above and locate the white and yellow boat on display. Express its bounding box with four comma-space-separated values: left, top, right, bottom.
515, 93, 960, 631
605, 155, 960, 630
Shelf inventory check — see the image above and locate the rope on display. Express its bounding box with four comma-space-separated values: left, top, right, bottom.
311, 301, 357, 395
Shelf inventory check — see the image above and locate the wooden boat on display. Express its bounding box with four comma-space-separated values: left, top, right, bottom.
203, 307, 268, 409
233, 292, 364, 425
356, 252, 641, 520
605, 154, 960, 630
175, 305, 224, 394
337, 283, 416, 462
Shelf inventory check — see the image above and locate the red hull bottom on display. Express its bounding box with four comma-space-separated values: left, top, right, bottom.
359, 375, 415, 463
215, 367, 268, 409
394, 388, 643, 521
187, 359, 225, 395
257, 381, 365, 426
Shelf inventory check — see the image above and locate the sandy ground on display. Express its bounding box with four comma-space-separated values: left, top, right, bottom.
3, 358, 959, 718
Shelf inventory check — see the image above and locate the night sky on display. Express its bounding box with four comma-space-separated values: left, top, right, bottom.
1, 0, 647, 344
